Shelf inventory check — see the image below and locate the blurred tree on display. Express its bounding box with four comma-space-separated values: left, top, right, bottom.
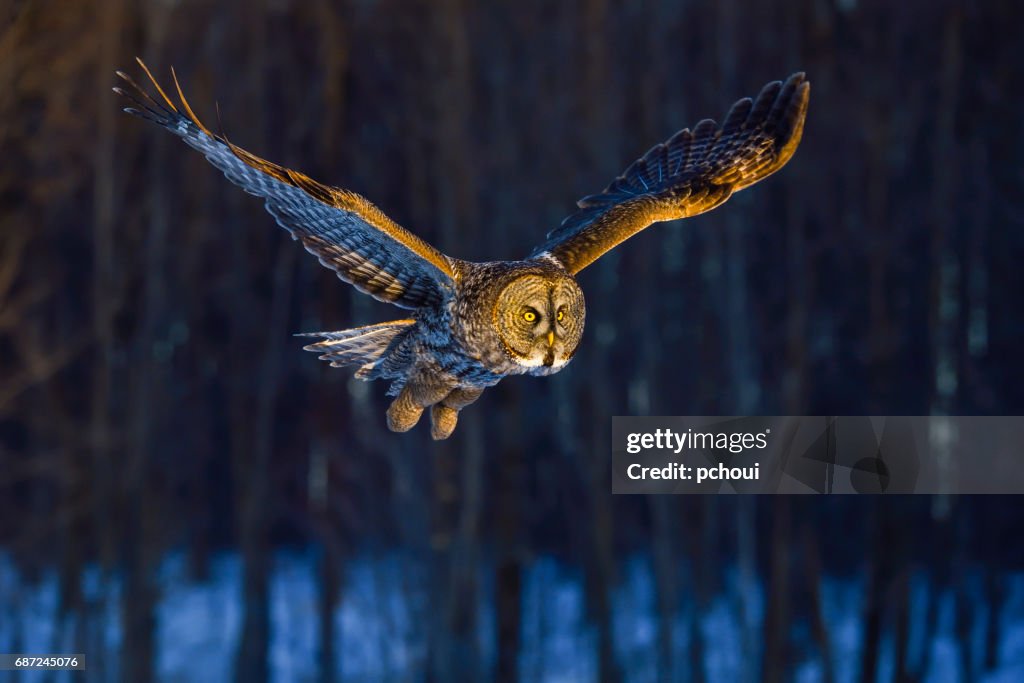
2, 0, 1024, 681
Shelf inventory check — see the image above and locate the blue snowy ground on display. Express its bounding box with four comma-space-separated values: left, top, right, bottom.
1, 551, 1023, 682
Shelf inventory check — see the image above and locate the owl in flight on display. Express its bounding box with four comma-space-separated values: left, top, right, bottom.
116, 60, 809, 439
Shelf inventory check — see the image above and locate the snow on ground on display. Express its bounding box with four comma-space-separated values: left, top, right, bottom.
0, 551, 1023, 682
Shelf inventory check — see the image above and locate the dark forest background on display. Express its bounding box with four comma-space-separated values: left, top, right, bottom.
2, 0, 1023, 681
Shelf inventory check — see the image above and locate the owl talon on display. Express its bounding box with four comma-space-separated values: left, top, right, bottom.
386, 390, 423, 432
430, 404, 458, 440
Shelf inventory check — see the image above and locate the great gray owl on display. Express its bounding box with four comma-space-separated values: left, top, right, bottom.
115, 60, 809, 440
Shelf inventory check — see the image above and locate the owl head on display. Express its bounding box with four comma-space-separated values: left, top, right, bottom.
493, 272, 585, 374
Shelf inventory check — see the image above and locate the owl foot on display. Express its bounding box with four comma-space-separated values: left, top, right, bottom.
430, 404, 459, 440
442, 386, 485, 410
386, 390, 424, 432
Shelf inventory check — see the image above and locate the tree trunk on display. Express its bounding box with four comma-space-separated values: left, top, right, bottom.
90, 0, 122, 577
803, 521, 835, 683
494, 387, 524, 683
736, 497, 758, 683
761, 498, 791, 683
928, 7, 963, 418
232, 5, 284, 680
650, 497, 678, 683
122, 4, 167, 680
717, 0, 759, 414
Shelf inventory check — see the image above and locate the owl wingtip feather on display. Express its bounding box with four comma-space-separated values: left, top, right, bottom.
134, 57, 178, 114
170, 66, 215, 139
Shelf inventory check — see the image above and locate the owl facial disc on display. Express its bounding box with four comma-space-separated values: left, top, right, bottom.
494, 273, 585, 374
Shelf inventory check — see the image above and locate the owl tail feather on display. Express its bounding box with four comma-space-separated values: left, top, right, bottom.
296, 319, 416, 377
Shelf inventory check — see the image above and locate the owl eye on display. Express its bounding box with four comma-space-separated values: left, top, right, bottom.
556, 309, 565, 322
523, 309, 537, 323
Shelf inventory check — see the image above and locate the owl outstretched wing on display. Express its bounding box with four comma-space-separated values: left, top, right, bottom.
115, 59, 456, 309
530, 73, 810, 274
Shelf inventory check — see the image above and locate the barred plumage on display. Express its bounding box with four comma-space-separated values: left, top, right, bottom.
531, 73, 809, 273
116, 61, 809, 439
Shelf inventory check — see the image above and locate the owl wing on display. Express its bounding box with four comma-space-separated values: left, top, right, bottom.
115, 59, 456, 309
530, 73, 810, 274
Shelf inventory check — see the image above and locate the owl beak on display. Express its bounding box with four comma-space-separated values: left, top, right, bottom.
547, 330, 555, 346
